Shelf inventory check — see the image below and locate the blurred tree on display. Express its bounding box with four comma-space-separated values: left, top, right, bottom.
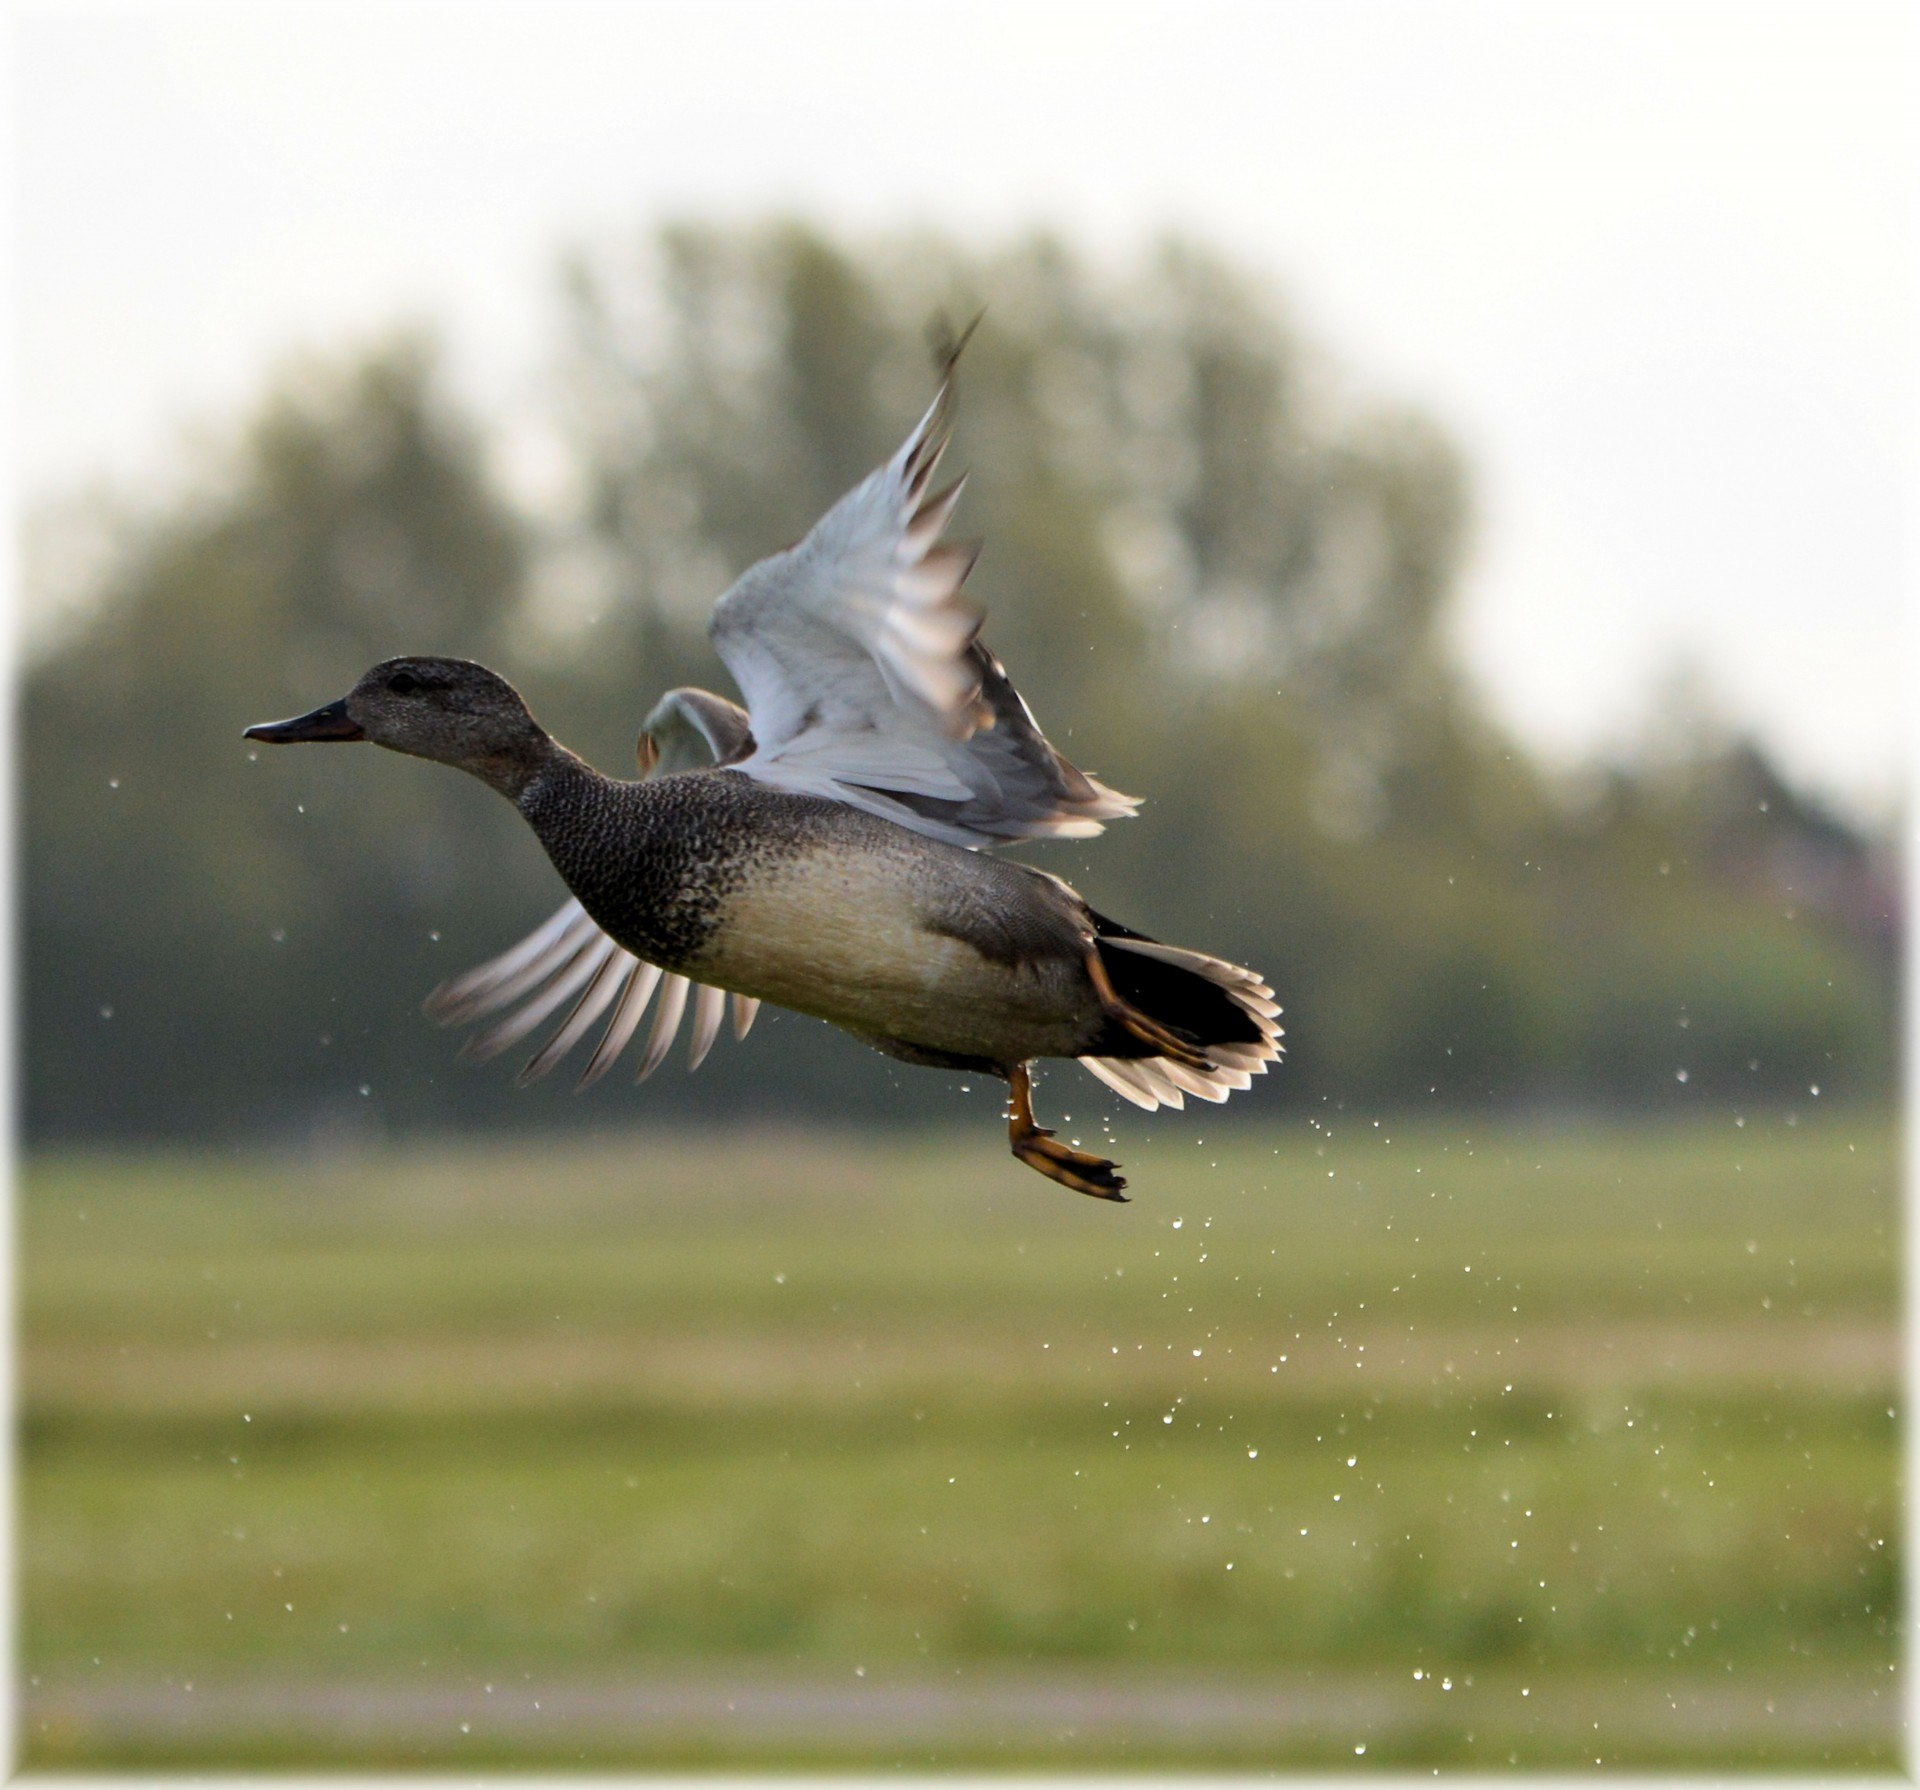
22, 337, 560, 1141
18, 227, 1897, 1144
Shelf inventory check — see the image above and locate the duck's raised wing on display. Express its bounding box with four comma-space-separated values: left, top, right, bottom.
708, 372, 1137, 850
422, 687, 760, 1089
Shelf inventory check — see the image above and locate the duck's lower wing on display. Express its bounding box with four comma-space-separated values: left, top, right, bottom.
424, 898, 758, 1089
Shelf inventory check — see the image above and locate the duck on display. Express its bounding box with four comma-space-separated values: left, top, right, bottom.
245, 347, 1281, 1199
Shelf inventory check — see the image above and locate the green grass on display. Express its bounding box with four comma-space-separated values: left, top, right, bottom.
17, 1113, 1901, 1769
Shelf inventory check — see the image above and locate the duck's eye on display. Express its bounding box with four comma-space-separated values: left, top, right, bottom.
387, 671, 421, 696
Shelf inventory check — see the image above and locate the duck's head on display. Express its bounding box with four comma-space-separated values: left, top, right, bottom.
245, 656, 553, 795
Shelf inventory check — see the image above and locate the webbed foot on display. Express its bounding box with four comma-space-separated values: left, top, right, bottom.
1006, 1061, 1128, 1201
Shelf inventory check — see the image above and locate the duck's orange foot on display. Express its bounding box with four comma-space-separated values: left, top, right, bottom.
1005, 1059, 1128, 1201
1013, 1125, 1128, 1200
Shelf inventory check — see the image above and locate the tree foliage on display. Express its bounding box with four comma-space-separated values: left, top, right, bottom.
20, 226, 1896, 1144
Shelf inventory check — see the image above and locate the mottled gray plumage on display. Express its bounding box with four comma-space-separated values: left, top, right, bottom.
517, 758, 757, 974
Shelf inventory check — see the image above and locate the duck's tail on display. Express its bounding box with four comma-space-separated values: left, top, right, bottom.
1077, 918, 1283, 1111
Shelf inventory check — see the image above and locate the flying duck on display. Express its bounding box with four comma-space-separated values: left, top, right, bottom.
246, 353, 1281, 1198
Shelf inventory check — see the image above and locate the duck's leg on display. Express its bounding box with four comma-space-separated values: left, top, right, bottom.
1006, 1061, 1128, 1201
1084, 945, 1216, 1074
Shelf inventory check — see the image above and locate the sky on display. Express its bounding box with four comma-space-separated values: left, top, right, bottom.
11, 0, 1912, 814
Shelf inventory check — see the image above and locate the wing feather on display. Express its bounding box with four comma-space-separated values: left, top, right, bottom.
424, 901, 597, 1026
576, 961, 664, 1090
686, 982, 727, 1071
730, 993, 761, 1040
642, 687, 754, 775
517, 947, 640, 1086
710, 357, 1137, 849
462, 934, 614, 1063
634, 974, 691, 1082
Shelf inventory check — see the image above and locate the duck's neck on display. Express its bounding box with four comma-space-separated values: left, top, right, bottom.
510, 746, 649, 912
508, 741, 616, 818
460, 729, 578, 802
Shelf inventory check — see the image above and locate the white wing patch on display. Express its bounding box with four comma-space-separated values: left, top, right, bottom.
710, 366, 1137, 849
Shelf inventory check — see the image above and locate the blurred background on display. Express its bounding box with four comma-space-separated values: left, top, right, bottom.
13, 0, 1905, 1771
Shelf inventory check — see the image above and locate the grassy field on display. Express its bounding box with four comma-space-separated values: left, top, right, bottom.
16, 1111, 1900, 1769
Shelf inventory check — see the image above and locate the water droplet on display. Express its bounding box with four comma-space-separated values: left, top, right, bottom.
107, 778, 120, 790
98, 1004, 113, 1020
357, 1084, 371, 1097
1674, 1069, 1689, 1083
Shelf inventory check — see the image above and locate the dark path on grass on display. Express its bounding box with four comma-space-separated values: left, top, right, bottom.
21, 1665, 1899, 1767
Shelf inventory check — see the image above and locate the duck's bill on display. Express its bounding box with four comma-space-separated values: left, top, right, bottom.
243, 698, 364, 744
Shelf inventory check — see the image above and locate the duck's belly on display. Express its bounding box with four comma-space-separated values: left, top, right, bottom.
692, 847, 1096, 1064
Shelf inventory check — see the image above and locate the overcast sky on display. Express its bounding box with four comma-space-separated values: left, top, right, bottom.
12, 1, 1911, 813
